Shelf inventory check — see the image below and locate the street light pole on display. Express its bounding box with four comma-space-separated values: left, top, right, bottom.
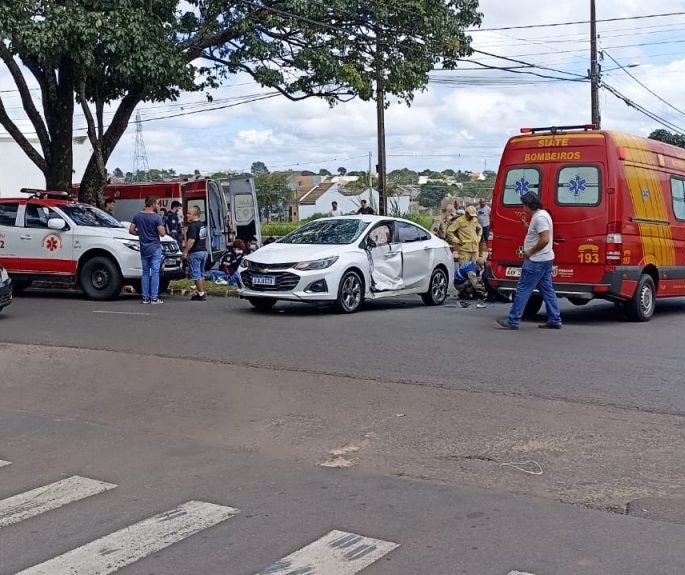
590, 0, 601, 128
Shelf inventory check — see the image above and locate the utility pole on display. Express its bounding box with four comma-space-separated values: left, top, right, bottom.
590, 0, 601, 128
368, 151, 373, 194
376, 71, 387, 215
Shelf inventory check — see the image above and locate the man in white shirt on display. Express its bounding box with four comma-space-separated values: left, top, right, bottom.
497, 192, 562, 330
328, 201, 344, 217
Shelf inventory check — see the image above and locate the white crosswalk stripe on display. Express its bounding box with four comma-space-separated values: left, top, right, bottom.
508, 571, 537, 575
0, 460, 11, 468
16, 500, 240, 575
253, 529, 400, 575
0, 476, 116, 529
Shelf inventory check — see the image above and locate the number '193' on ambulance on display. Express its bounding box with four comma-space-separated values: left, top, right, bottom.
487, 125, 685, 322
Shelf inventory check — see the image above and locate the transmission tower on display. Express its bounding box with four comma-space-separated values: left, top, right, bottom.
132, 111, 150, 182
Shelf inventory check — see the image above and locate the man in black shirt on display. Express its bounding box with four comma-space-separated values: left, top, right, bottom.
166, 201, 183, 248
182, 206, 209, 301
356, 199, 375, 215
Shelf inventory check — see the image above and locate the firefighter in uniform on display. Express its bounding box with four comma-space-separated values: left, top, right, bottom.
446, 205, 482, 265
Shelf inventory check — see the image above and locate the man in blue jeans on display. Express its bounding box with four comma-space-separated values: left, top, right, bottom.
496, 192, 562, 330
129, 196, 166, 304
182, 206, 209, 301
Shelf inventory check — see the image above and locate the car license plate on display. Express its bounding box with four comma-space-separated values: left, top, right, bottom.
252, 274, 276, 286
165, 258, 179, 266
505, 267, 522, 278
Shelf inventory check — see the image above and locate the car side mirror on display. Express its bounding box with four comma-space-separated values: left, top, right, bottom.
366, 237, 376, 250
48, 218, 67, 230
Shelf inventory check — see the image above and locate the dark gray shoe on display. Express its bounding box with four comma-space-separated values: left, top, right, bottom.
539, 323, 562, 329
496, 319, 519, 330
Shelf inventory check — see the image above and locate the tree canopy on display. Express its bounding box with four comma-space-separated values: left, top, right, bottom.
649, 129, 685, 149
0, 0, 482, 204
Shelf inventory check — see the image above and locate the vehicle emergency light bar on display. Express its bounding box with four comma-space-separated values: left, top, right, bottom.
520, 124, 597, 134
20, 188, 72, 199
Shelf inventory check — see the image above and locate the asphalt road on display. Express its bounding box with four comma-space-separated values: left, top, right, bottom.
1, 289, 685, 574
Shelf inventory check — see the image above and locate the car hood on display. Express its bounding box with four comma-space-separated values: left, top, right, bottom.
245, 243, 352, 265
72, 225, 176, 243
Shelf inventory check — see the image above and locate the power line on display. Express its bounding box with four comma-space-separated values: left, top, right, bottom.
469, 10, 685, 32
602, 82, 685, 135
601, 48, 685, 120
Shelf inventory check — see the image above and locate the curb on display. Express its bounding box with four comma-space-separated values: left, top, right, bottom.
167, 287, 239, 298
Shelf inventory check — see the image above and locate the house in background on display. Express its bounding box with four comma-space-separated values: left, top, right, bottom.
286, 173, 411, 220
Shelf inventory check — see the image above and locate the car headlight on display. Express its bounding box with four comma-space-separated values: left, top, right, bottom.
0, 267, 8, 283
239, 258, 250, 269
293, 256, 339, 271
115, 238, 141, 251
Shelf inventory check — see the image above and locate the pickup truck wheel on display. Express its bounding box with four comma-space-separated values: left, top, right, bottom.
80, 256, 123, 300
10, 279, 32, 295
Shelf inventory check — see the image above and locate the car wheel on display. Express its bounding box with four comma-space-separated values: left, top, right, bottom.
336, 270, 363, 313
249, 297, 277, 311
421, 267, 449, 306
80, 256, 123, 300
625, 274, 655, 322
522, 294, 543, 319
10, 279, 32, 295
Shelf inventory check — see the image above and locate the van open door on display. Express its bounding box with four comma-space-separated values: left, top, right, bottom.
221, 176, 261, 245
183, 179, 228, 265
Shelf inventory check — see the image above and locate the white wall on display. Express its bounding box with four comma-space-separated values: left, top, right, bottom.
0, 137, 92, 197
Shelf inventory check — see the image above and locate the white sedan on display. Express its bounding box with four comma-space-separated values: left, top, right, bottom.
238, 215, 454, 313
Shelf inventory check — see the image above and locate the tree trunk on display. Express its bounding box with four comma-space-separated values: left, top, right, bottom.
79, 92, 142, 206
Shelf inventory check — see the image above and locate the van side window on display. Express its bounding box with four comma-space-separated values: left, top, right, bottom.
557, 166, 601, 206
502, 168, 541, 205
671, 177, 685, 221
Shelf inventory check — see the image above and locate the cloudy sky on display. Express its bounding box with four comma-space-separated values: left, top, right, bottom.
2, 1, 685, 177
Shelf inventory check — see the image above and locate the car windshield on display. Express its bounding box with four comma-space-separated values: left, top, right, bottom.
59, 205, 123, 228
280, 219, 370, 245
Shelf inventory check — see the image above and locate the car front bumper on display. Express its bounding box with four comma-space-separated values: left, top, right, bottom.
0, 279, 12, 309
238, 267, 339, 302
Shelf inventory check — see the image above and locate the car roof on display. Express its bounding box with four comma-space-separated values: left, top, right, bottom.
317, 215, 428, 227
0, 197, 85, 208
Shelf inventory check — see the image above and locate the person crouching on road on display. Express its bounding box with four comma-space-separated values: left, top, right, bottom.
496, 192, 562, 330
129, 196, 166, 304
221, 239, 246, 286
182, 206, 209, 301
454, 257, 486, 299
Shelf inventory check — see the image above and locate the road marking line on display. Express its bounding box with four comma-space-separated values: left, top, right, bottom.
253, 529, 400, 575
17, 500, 239, 575
92, 311, 152, 316
508, 571, 537, 575
0, 475, 116, 528
0, 476, 116, 529
0, 460, 10, 468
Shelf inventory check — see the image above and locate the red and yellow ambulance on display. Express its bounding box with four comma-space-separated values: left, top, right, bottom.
487, 125, 685, 321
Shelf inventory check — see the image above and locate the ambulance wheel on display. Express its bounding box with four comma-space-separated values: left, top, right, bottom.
80, 256, 123, 300
422, 267, 449, 306
625, 274, 655, 322
522, 295, 543, 319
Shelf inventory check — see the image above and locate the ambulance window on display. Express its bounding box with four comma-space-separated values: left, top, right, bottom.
557, 166, 600, 206
0, 202, 19, 226
502, 168, 540, 205
672, 177, 685, 220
